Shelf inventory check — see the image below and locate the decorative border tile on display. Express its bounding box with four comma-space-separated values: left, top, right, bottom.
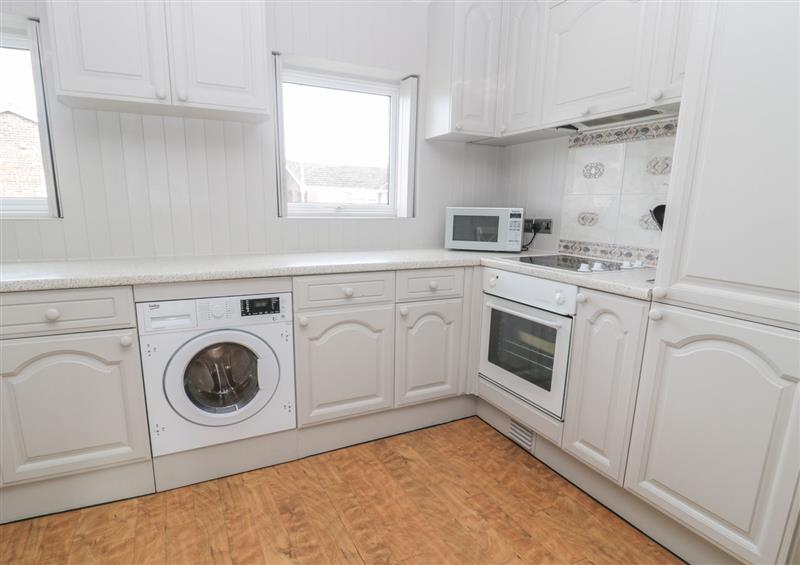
568, 117, 678, 148
559, 239, 659, 266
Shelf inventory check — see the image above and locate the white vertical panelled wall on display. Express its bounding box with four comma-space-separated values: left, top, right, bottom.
0, 1, 503, 262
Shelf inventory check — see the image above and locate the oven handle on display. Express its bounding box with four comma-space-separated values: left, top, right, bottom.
484, 296, 569, 331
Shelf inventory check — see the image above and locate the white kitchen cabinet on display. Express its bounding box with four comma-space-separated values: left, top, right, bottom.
625, 305, 800, 564
562, 289, 647, 485
395, 299, 463, 407
294, 304, 395, 426
653, 2, 799, 329
0, 329, 151, 485
165, 1, 268, 112
649, 0, 693, 105
495, 0, 546, 136
48, 0, 269, 118
539, 0, 658, 126
49, 1, 171, 104
425, 1, 501, 140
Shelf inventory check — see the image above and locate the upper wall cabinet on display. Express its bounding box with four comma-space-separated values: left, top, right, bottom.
165, 2, 267, 113
539, 0, 658, 126
47, 0, 269, 120
653, 1, 799, 329
649, 1, 693, 105
495, 1, 546, 136
49, 1, 171, 104
425, 1, 502, 141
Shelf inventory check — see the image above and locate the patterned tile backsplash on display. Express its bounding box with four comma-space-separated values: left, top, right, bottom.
559, 117, 676, 264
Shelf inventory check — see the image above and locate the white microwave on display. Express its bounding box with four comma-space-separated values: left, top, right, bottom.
445, 207, 524, 252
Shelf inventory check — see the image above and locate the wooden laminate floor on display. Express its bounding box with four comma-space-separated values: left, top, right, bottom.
0, 417, 680, 565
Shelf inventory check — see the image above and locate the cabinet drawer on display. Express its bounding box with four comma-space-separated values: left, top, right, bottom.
0, 287, 135, 339
293, 272, 395, 310
396, 268, 464, 302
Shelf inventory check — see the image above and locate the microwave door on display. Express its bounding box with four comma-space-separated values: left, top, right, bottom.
453, 215, 500, 243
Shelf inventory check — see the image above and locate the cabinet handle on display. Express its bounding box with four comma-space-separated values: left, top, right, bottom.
651, 89, 664, 101
343, 287, 355, 298
119, 335, 133, 348
648, 309, 663, 321
455, 121, 463, 131
652, 286, 668, 299
399, 307, 409, 317
45, 307, 61, 322
576, 293, 587, 303
177, 91, 188, 102
428, 280, 439, 290
298, 316, 309, 327
156, 88, 167, 100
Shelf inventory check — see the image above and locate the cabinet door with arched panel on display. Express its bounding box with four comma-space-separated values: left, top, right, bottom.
395, 299, 463, 407
0, 329, 151, 485
562, 289, 648, 484
294, 304, 394, 426
626, 305, 800, 564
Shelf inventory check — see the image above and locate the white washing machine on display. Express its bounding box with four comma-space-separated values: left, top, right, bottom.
137, 293, 295, 457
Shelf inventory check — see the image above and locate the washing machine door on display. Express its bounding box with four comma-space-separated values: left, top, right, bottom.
164, 329, 280, 426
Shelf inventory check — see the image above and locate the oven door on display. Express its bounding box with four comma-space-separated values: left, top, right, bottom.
479, 293, 571, 419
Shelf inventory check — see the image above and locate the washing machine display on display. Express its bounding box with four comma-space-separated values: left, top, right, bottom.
137, 293, 295, 457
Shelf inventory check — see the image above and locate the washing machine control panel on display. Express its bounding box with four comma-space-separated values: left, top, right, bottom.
138, 293, 293, 334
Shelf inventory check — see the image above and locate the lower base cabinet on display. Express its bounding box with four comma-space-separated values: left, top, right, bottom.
0, 329, 151, 486
562, 289, 648, 484
294, 304, 395, 426
625, 305, 800, 564
395, 298, 463, 407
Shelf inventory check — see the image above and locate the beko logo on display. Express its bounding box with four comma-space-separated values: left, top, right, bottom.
147, 304, 160, 310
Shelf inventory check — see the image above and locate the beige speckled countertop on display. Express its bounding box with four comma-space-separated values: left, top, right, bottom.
0, 248, 653, 300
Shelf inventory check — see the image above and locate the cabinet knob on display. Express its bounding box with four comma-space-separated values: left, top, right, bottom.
651, 89, 664, 101
582, 106, 592, 116
652, 286, 668, 299
554, 292, 566, 305
156, 88, 167, 100
648, 309, 664, 321
343, 287, 354, 298
45, 307, 61, 322
119, 335, 134, 348
455, 121, 463, 131
298, 316, 309, 327
177, 91, 188, 102
399, 307, 409, 317
428, 280, 439, 290
576, 293, 587, 304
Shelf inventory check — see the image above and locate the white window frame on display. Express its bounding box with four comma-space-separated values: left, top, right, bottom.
0, 17, 61, 219
273, 54, 417, 219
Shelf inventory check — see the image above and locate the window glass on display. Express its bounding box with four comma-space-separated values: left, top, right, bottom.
283, 82, 391, 208
0, 17, 58, 217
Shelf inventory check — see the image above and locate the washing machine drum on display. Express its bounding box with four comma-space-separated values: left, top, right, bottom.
165, 329, 280, 426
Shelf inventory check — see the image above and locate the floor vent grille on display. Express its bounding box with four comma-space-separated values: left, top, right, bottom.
508, 419, 534, 450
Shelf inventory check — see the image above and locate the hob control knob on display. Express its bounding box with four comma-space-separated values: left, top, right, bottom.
555, 292, 566, 305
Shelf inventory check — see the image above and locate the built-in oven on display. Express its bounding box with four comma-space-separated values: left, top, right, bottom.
479, 268, 577, 420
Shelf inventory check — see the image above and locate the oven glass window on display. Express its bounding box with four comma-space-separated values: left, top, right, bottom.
487, 309, 556, 392
453, 215, 499, 242
184, 342, 260, 413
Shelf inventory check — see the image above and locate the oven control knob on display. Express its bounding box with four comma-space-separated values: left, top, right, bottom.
211, 304, 225, 319
576, 293, 587, 303
555, 292, 566, 305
